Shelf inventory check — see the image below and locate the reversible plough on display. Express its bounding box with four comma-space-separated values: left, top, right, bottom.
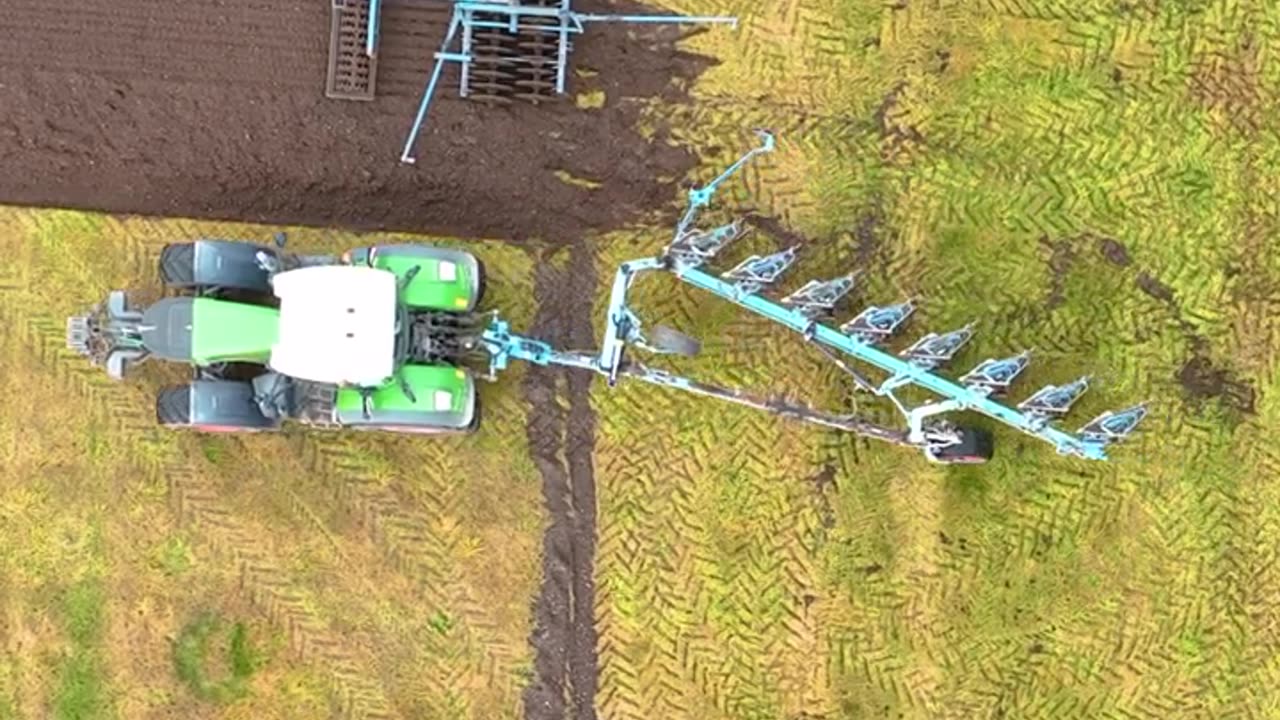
476, 132, 1148, 463
67, 133, 1146, 464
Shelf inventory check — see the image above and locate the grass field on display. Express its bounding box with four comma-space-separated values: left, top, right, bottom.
4, 1, 1280, 719
0, 213, 547, 719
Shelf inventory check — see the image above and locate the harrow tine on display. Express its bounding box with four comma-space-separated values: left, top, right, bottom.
782, 271, 861, 319
1018, 376, 1090, 418
901, 323, 975, 369
667, 218, 748, 268
723, 246, 799, 295
959, 350, 1032, 395
1078, 403, 1148, 445
840, 298, 916, 345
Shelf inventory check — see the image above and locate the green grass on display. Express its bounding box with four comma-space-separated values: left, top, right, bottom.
52, 579, 110, 720
173, 612, 263, 705
586, 0, 1280, 717
150, 536, 193, 578
6, 1, 1280, 717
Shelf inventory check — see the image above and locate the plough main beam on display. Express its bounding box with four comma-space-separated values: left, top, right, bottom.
480, 316, 909, 446
664, 265, 1113, 459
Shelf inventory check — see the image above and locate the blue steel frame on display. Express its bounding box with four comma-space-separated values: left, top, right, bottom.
388, 1, 739, 164
479, 131, 1148, 461
367, 0, 381, 57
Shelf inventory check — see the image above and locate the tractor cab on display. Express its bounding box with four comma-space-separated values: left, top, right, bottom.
264, 263, 477, 429
268, 264, 400, 387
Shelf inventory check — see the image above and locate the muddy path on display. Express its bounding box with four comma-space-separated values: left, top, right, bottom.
0, 0, 716, 242
521, 241, 600, 720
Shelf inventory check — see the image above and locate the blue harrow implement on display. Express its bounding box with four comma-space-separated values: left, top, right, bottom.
355, 0, 738, 163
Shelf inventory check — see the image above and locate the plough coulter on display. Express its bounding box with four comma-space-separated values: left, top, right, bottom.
67, 133, 1146, 464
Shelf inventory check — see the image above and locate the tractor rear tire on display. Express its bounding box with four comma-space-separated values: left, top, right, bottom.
465, 391, 482, 433
475, 259, 487, 308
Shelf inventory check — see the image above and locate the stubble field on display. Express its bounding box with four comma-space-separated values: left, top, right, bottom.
3, 1, 1280, 719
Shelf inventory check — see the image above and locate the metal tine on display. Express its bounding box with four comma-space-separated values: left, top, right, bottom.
960, 350, 1032, 395
1078, 403, 1148, 444
782, 271, 861, 319
1017, 376, 1090, 418
667, 218, 748, 268
901, 323, 975, 369
840, 299, 916, 344
722, 246, 799, 295
66, 317, 93, 352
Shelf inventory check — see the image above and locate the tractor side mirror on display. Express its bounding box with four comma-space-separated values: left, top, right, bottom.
366, 246, 378, 268
360, 387, 374, 420
274, 232, 287, 248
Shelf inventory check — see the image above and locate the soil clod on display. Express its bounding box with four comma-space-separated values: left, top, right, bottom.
1177, 353, 1256, 415
1098, 237, 1132, 267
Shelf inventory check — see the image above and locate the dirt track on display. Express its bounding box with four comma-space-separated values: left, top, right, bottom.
0, 0, 714, 241
522, 241, 601, 720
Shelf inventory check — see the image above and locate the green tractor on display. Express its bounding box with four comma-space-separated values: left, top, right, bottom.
67, 237, 490, 434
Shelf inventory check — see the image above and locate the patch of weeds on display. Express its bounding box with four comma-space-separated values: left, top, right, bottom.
53, 578, 110, 720
944, 464, 990, 503
84, 423, 110, 463
512, 659, 535, 686
173, 612, 263, 705
427, 610, 455, 636
575, 90, 606, 109
150, 536, 193, 577
553, 169, 603, 190
198, 438, 227, 465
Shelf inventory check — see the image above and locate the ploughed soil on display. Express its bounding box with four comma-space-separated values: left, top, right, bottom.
0, 0, 716, 241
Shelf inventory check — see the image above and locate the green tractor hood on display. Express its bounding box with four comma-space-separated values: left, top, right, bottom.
141, 297, 280, 366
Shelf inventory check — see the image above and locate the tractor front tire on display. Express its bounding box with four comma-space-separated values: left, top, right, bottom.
159, 242, 197, 287
156, 386, 192, 426
157, 240, 277, 299
156, 380, 280, 432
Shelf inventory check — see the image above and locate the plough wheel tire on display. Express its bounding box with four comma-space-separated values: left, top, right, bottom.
650, 325, 701, 357
928, 427, 994, 465
159, 242, 197, 287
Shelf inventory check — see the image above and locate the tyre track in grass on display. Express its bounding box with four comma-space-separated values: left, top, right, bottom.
522, 240, 600, 720
2, 305, 400, 720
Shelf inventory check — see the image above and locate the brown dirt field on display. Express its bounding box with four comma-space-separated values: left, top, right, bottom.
0, 0, 716, 241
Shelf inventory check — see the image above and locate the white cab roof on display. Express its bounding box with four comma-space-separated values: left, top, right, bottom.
268, 265, 398, 387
